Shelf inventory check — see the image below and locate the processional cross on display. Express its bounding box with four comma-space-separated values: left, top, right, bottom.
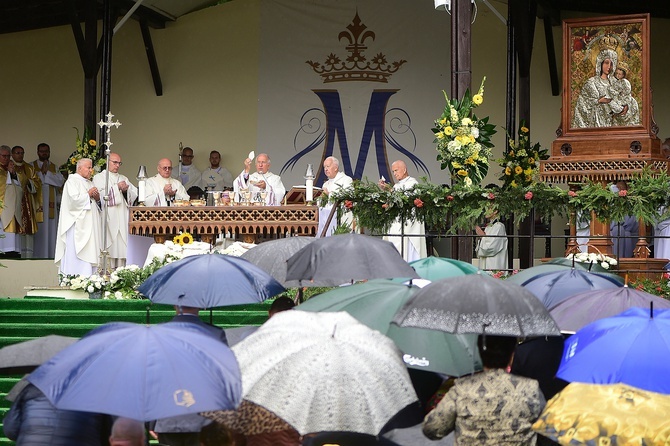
97, 112, 122, 276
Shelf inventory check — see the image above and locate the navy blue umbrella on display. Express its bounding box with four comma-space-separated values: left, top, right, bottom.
28, 322, 242, 421
138, 253, 285, 308
557, 307, 670, 394
520, 269, 622, 310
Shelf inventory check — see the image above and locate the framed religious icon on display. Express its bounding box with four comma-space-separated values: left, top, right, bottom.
543, 13, 664, 184
563, 14, 649, 135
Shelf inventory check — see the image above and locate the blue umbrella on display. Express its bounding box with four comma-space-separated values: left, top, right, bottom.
138, 253, 285, 308
28, 322, 242, 421
557, 307, 670, 394
521, 269, 622, 310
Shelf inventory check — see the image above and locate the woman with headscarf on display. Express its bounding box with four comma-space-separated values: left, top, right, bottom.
572, 36, 621, 128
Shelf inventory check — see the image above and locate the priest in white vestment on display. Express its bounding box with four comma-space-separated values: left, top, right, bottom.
55, 158, 102, 276
654, 209, 670, 263
31, 143, 65, 258
381, 160, 427, 262
0, 146, 23, 256
318, 156, 353, 237
475, 207, 508, 271
200, 150, 233, 190
93, 153, 138, 268
173, 147, 202, 191
144, 158, 189, 206
233, 153, 285, 206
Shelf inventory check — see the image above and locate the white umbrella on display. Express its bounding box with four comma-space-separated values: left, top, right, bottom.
232, 311, 419, 436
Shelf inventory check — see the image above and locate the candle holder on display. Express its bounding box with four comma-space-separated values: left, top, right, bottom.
136, 165, 147, 205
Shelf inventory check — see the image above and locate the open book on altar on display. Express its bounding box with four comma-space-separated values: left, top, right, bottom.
284, 185, 323, 204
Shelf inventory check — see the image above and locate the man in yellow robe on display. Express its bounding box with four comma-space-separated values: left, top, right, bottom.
0, 146, 23, 257
11, 145, 41, 258
32, 143, 64, 258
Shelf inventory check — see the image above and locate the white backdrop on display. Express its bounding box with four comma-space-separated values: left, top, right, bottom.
258, 0, 454, 189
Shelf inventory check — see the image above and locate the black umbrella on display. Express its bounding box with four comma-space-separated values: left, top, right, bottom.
392, 274, 560, 337
285, 233, 420, 286
0, 335, 78, 375
241, 236, 330, 288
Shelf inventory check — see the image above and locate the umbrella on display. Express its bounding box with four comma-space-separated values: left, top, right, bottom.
532, 382, 670, 445
408, 256, 480, 281
296, 280, 482, 376
557, 307, 670, 394
27, 322, 242, 421
138, 253, 285, 308
285, 233, 420, 286
549, 286, 670, 333
520, 269, 622, 310
505, 260, 623, 286
241, 236, 331, 288
0, 335, 78, 375
231, 311, 419, 436
392, 274, 561, 337
201, 400, 294, 436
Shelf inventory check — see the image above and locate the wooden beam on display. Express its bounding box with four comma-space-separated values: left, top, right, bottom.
140, 19, 164, 97
543, 15, 559, 96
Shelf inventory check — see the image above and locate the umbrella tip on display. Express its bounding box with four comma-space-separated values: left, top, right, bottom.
651, 301, 654, 319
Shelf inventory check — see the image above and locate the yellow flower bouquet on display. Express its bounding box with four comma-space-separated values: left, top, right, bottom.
432, 77, 496, 186
497, 120, 548, 189
60, 127, 106, 175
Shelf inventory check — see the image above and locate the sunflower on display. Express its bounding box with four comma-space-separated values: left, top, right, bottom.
173, 232, 194, 246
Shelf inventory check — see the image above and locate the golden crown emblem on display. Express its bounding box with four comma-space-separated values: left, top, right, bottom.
306, 12, 407, 83
598, 34, 619, 51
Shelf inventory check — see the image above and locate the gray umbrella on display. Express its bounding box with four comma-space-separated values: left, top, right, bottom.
285, 233, 420, 286
0, 335, 78, 375
240, 236, 330, 288
392, 274, 560, 337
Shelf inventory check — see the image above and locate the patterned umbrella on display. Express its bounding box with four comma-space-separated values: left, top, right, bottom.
232, 311, 419, 436
533, 382, 670, 445
392, 274, 560, 337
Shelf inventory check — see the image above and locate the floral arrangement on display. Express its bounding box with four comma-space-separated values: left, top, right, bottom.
567, 167, 670, 225
498, 121, 549, 189
173, 231, 194, 246
565, 252, 618, 270
60, 127, 106, 175
630, 273, 670, 300
59, 260, 170, 300
432, 77, 496, 186
327, 179, 568, 234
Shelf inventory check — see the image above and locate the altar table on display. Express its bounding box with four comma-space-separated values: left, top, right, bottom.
129, 205, 319, 244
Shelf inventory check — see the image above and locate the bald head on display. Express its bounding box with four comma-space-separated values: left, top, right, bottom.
157, 158, 173, 178
109, 417, 145, 446
323, 156, 340, 179
391, 160, 408, 182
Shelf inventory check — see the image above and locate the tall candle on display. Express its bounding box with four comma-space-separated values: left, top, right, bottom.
306, 178, 314, 202
138, 180, 146, 202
